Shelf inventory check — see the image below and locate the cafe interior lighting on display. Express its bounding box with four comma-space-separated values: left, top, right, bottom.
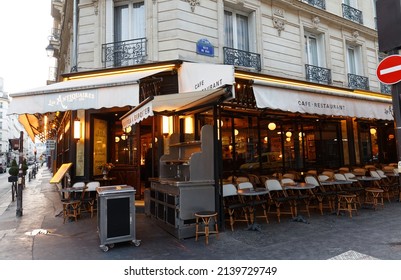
268, 122, 276, 130
370, 128, 377, 135
64, 64, 176, 81
73, 118, 81, 141
162, 116, 173, 136
185, 116, 194, 134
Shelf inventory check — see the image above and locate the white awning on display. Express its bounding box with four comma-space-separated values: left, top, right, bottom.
121, 87, 230, 129
253, 84, 394, 121
8, 68, 167, 115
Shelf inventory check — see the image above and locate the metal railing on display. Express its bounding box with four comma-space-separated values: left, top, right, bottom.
342, 3, 363, 24
223, 47, 261, 71
380, 83, 391, 95
48, 28, 60, 41
305, 64, 332, 84
348, 73, 369, 90
304, 0, 326, 10
102, 38, 147, 68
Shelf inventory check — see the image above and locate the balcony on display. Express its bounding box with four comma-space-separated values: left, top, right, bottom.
223, 47, 261, 71
48, 28, 60, 41
102, 38, 147, 68
380, 83, 392, 95
348, 73, 369, 90
305, 64, 331, 85
303, 0, 326, 10
342, 4, 363, 24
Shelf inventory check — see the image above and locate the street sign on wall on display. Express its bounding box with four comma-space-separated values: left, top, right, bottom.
376, 55, 401, 85
46, 140, 56, 150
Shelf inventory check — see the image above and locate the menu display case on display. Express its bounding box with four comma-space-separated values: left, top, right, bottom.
149, 125, 216, 239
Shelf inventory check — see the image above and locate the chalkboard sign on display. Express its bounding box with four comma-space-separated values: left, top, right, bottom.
50, 163, 73, 184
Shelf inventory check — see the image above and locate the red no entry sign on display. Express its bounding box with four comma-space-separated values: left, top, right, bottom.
376, 54, 401, 85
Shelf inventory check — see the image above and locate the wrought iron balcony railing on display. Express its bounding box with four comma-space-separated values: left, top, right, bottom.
342, 4, 363, 24
305, 64, 332, 84
48, 28, 60, 41
380, 83, 391, 95
348, 73, 369, 90
102, 38, 147, 68
223, 47, 261, 71
304, 0, 326, 10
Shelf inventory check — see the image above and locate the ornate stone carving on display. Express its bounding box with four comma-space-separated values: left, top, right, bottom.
352, 30, 359, 41
312, 16, 320, 29
185, 0, 200, 12
273, 7, 284, 18
273, 17, 285, 36
92, 0, 98, 15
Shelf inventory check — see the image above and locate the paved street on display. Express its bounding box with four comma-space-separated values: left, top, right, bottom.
1, 167, 401, 262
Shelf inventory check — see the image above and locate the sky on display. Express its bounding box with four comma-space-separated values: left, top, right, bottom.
0, 0, 53, 94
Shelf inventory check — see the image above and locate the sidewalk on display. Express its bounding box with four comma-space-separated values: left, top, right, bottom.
1, 166, 401, 260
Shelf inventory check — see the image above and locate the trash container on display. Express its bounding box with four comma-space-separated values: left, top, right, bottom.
97, 185, 141, 252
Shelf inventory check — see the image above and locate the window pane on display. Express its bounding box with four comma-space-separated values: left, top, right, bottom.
348, 47, 356, 74
236, 14, 249, 51
305, 35, 318, 65
114, 5, 129, 41
132, 2, 145, 39
224, 11, 233, 48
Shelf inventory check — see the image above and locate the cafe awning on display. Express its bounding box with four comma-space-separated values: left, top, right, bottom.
121, 86, 231, 129
8, 68, 169, 115
8, 67, 171, 141
253, 83, 394, 121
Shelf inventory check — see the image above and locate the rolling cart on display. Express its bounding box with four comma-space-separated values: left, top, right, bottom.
96, 185, 141, 252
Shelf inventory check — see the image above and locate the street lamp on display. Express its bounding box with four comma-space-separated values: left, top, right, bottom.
46, 43, 55, 57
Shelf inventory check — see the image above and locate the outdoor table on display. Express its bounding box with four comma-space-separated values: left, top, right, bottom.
237, 188, 269, 231
355, 176, 380, 188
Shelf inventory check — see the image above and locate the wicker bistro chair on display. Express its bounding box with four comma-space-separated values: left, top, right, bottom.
80, 181, 100, 218
236, 182, 269, 225
223, 184, 250, 231
247, 173, 262, 188
333, 173, 358, 217
334, 173, 363, 207
305, 175, 336, 215
370, 170, 393, 202
281, 178, 311, 218
265, 179, 296, 222
353, 167, 367, 176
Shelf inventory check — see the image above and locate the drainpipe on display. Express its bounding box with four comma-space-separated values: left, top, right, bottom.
71, 0, 78, 72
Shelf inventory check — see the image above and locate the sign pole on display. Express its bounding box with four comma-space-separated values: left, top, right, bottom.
16, 131, 24, 217
388, 50, 401, 201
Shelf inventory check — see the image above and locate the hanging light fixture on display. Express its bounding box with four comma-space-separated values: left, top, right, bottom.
121, 134, 128, 141
73, 118, 81, 142
370, 128, 377, 135
268, 122, 276, 131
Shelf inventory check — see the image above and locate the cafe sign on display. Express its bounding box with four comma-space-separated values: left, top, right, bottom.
122, 102, 153, 129
178, 62, 235, 93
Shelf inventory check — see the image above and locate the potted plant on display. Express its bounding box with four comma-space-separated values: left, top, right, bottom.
8, 159, 18, 182
22, 158, 28, 176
